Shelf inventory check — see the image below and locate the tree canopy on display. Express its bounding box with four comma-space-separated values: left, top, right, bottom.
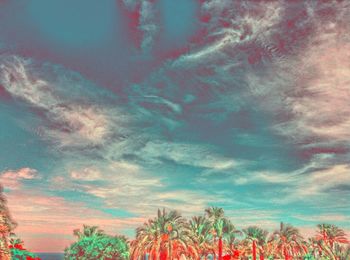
64, 225, 129, 260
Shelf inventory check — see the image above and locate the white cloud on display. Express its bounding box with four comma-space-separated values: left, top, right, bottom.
137, 141, 237, 170
0, 55, 116, 147
55, 159, 220, 216
60, 161, 164, 214
256, 2, 350, 146
139, 0, 159, 52
268, 164, 350, 206
70, 167, 101, 181
293, 164, 350, 197
179, 1, 283, 63
282, 27, 350, 142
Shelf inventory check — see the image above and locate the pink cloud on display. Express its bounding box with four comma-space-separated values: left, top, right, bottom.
2, 168, 39, 180
6, 190, 145, 253
0, 168, 39, 190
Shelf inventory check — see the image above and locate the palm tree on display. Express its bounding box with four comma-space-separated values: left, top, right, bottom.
307, 237, 323, 259
158, 209, 194, 260
131, 209, 196, 260
131, 219, 159, 260
222, 220, 241, 258
269, 222, 306, 260
316, 224, 348, 247
168, 223, 198, 260
315, 224, 349, 259
334, 243, 350, 260
243, 226, 268, 260
205, 206, 228, 260
189, 216, 212, 259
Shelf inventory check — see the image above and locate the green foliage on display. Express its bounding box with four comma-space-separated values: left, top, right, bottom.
9, 233, 40, 260
189, 216, 212, 245
205, 206, 227, 237
64, 225, 129, 260
243, 226, 268, 245
10, 248, 39, 260
303, 254, 313, 260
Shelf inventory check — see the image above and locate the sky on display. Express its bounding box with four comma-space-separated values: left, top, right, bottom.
0, 0, 349, 253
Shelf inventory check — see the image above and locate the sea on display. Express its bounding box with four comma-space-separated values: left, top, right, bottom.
36, 253, 64, 260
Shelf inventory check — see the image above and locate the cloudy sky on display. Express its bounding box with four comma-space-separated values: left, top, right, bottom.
0, 0, 349, 253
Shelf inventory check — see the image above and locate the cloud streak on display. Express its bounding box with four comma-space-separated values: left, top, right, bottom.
0, 55, 119, 148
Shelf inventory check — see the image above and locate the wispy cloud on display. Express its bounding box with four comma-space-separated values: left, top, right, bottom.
285, 164, 350, 199
0, 55, 121, 148
70, 167, 102, 181
246, 1, 350, 148
256, 163, 350, 208
274, 17, 350, 144
136, 141, 237, 169
60, 160, 216, 216
179, 0, 284, 63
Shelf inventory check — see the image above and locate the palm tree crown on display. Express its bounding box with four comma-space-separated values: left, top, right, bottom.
269, 222, 306, 259
189, 216, 212, 258
131, 209, 196, 260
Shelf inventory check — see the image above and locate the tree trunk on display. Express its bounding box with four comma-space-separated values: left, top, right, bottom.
156, 239, 161, 260
283, 247, 288, 260
252, 240, 256, 260
169, 239, 172, 260
259, 248, 264, 260
218, 237, 223, 260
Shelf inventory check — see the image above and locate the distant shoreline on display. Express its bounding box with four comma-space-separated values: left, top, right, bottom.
36, 253, 64, 260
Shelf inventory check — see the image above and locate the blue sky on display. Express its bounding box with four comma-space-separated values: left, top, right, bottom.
0, 0, 349, 252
